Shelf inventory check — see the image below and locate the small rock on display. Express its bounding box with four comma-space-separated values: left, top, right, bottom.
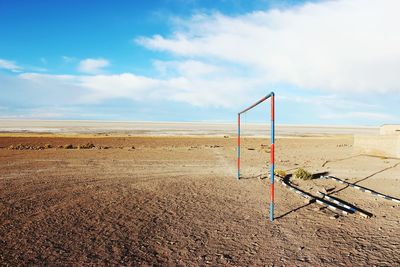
320, 186, 336, 194
330, 215, 339, 220
305, 199, 315, 204
221, 254, 232, 260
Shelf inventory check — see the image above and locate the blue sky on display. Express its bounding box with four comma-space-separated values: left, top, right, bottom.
0, 0, 399, 125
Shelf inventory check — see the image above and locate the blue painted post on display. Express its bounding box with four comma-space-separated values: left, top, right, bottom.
270, 93, 275, 222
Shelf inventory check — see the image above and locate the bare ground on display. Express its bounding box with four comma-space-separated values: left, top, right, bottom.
0, 135, 399, 266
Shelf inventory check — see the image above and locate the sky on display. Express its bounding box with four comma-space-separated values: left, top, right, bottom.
0, 0, 399, 125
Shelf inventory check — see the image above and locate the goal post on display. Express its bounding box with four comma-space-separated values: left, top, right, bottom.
237, 92, 275, 221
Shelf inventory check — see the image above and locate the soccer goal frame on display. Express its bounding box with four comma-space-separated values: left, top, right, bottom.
237, 92, 275, 221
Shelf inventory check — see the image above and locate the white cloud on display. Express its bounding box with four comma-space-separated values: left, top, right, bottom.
0, 59, 22, 72
137, 0, 400, 93
62, 56, 77, 63
1, 0, 399, 124
0, 106, 90, 120
79, 73, 163, 102
279, 94, 378, 110
78, 58, 110, 74
0, 112, 65, 119
14, 66, 258, 108
20, 73, 77, 83
153, 60, 222, 78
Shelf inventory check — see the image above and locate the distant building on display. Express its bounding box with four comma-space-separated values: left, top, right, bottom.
354, 124, 400, 158
380, 124, 400, 135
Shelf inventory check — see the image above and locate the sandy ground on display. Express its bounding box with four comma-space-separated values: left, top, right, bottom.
0, 134, 399, 266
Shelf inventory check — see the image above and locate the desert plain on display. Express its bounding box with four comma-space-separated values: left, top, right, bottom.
0, 121, 399, 266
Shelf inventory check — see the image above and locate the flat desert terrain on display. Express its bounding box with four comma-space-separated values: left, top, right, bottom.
0, 119, 379, 136
0, 127, 399, 265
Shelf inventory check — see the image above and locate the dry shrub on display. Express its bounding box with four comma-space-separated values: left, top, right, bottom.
80, 143, 95, 149
274, 169, 287, 178
294, 168, 312, 180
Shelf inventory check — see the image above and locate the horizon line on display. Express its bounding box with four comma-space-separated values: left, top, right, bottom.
0, 118, 382, 128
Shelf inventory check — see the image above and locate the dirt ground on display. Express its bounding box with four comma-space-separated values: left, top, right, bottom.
0, 134, 399, 266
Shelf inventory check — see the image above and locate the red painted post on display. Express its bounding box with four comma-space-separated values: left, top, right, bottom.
270, 93, 275, 221
237, 114, 241, 179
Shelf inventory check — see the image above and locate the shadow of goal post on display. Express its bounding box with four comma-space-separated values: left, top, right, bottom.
237, 92, 275, 221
